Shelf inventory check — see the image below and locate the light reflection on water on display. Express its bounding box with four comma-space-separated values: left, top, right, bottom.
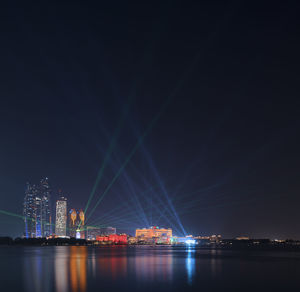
55, 247, 69, 292
24, 248, 52, 292
21, 246, 200, 292
186, 247, 196, 285
134, 250, 173, 282
13, 246, 300, 292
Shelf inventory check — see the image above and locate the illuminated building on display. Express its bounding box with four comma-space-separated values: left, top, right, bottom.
96, 234, 127, 244
86, 226, 101, 240
68, 209, 77, 238
35, 196, 42, 237
40, 178, 52, 237
135, 226, 172, 239
24, 183, 37, 238
23, 183, 43, 238
100, 227, 116, 236
23, 179, 52, 238
55, 197, 67, 237
128, 236, 138, 244
236, 236, 250, 240
78, 209, 85, 239
67, 208, 85, 239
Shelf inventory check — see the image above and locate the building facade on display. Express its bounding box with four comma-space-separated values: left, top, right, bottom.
68, 208, 85, 238
23, 183, 38, 238
78, 210, 85, 239
86, 226, 101, 240
96, 234, 127, 244
40, 178, 52, 237
55, 197, 67, 237
135, 226, 172, 239
23, 178, 52, 238
100, 227, 116, 236
68, 208, 77, 238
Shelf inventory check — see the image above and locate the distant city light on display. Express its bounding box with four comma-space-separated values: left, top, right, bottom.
185, 239, 196, 245
76, 230, 81, 239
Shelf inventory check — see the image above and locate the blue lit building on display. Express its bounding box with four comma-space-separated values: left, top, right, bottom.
23, 183, 38, 238
40, 178, 52, 237
23, 178, 52, 238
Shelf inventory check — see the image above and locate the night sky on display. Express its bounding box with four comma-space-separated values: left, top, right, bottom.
1, 1, 300, 239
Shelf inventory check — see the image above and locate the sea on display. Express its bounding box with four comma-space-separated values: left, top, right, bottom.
0, 245, 300, 292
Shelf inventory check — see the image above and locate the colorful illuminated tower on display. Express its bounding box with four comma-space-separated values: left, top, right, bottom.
68, 209, 77, 238
78, 209, 85, 239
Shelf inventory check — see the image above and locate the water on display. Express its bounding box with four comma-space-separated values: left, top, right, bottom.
0, 246, 300, 292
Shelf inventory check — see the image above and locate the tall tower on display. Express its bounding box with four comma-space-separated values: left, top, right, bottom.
23, 183, 38, 238
40, 177, 52, 237
35, 195, 42, 237
55, 197, 67, 237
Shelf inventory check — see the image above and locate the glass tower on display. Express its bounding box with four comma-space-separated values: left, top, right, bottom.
23, 183, 38, 238
23, 178, 52, 238
40, 178, 52, 237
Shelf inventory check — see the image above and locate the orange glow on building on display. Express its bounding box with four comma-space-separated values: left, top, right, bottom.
135, 226, 172, 239
79, 210, 85, 225
70, 209, 77, 225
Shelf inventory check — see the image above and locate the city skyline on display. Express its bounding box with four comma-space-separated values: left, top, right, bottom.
1, 1, 300, 241
1, 1, 300, 292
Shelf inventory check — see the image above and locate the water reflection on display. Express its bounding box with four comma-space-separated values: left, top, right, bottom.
210, 249, 222, 278
134, 250, 173, 282
10, 245, 300, 292
185, 247, 196, 285
54, 246, 87, 292
69, 246, 87, 292
97, 247, 127, 280
24, 248, 52, 292
55, 247, 69, 292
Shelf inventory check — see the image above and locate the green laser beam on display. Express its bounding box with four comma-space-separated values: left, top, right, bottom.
83, 95, 135, 217
86, 95, 174, 221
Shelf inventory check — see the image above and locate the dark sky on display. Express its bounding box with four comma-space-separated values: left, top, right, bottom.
1, 1, 300, 239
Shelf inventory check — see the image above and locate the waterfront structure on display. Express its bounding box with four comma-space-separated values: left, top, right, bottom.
55, 197, 67, 237
96, 234, 127, 244
136, 226, 172, 239
100, 227, 116, 236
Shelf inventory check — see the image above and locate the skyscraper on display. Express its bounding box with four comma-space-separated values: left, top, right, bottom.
23, 178, 52, 238
23, 183, 38, 238
40, 178, 52, 237
35, 195, 42, 237
55, 197, 67, 237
